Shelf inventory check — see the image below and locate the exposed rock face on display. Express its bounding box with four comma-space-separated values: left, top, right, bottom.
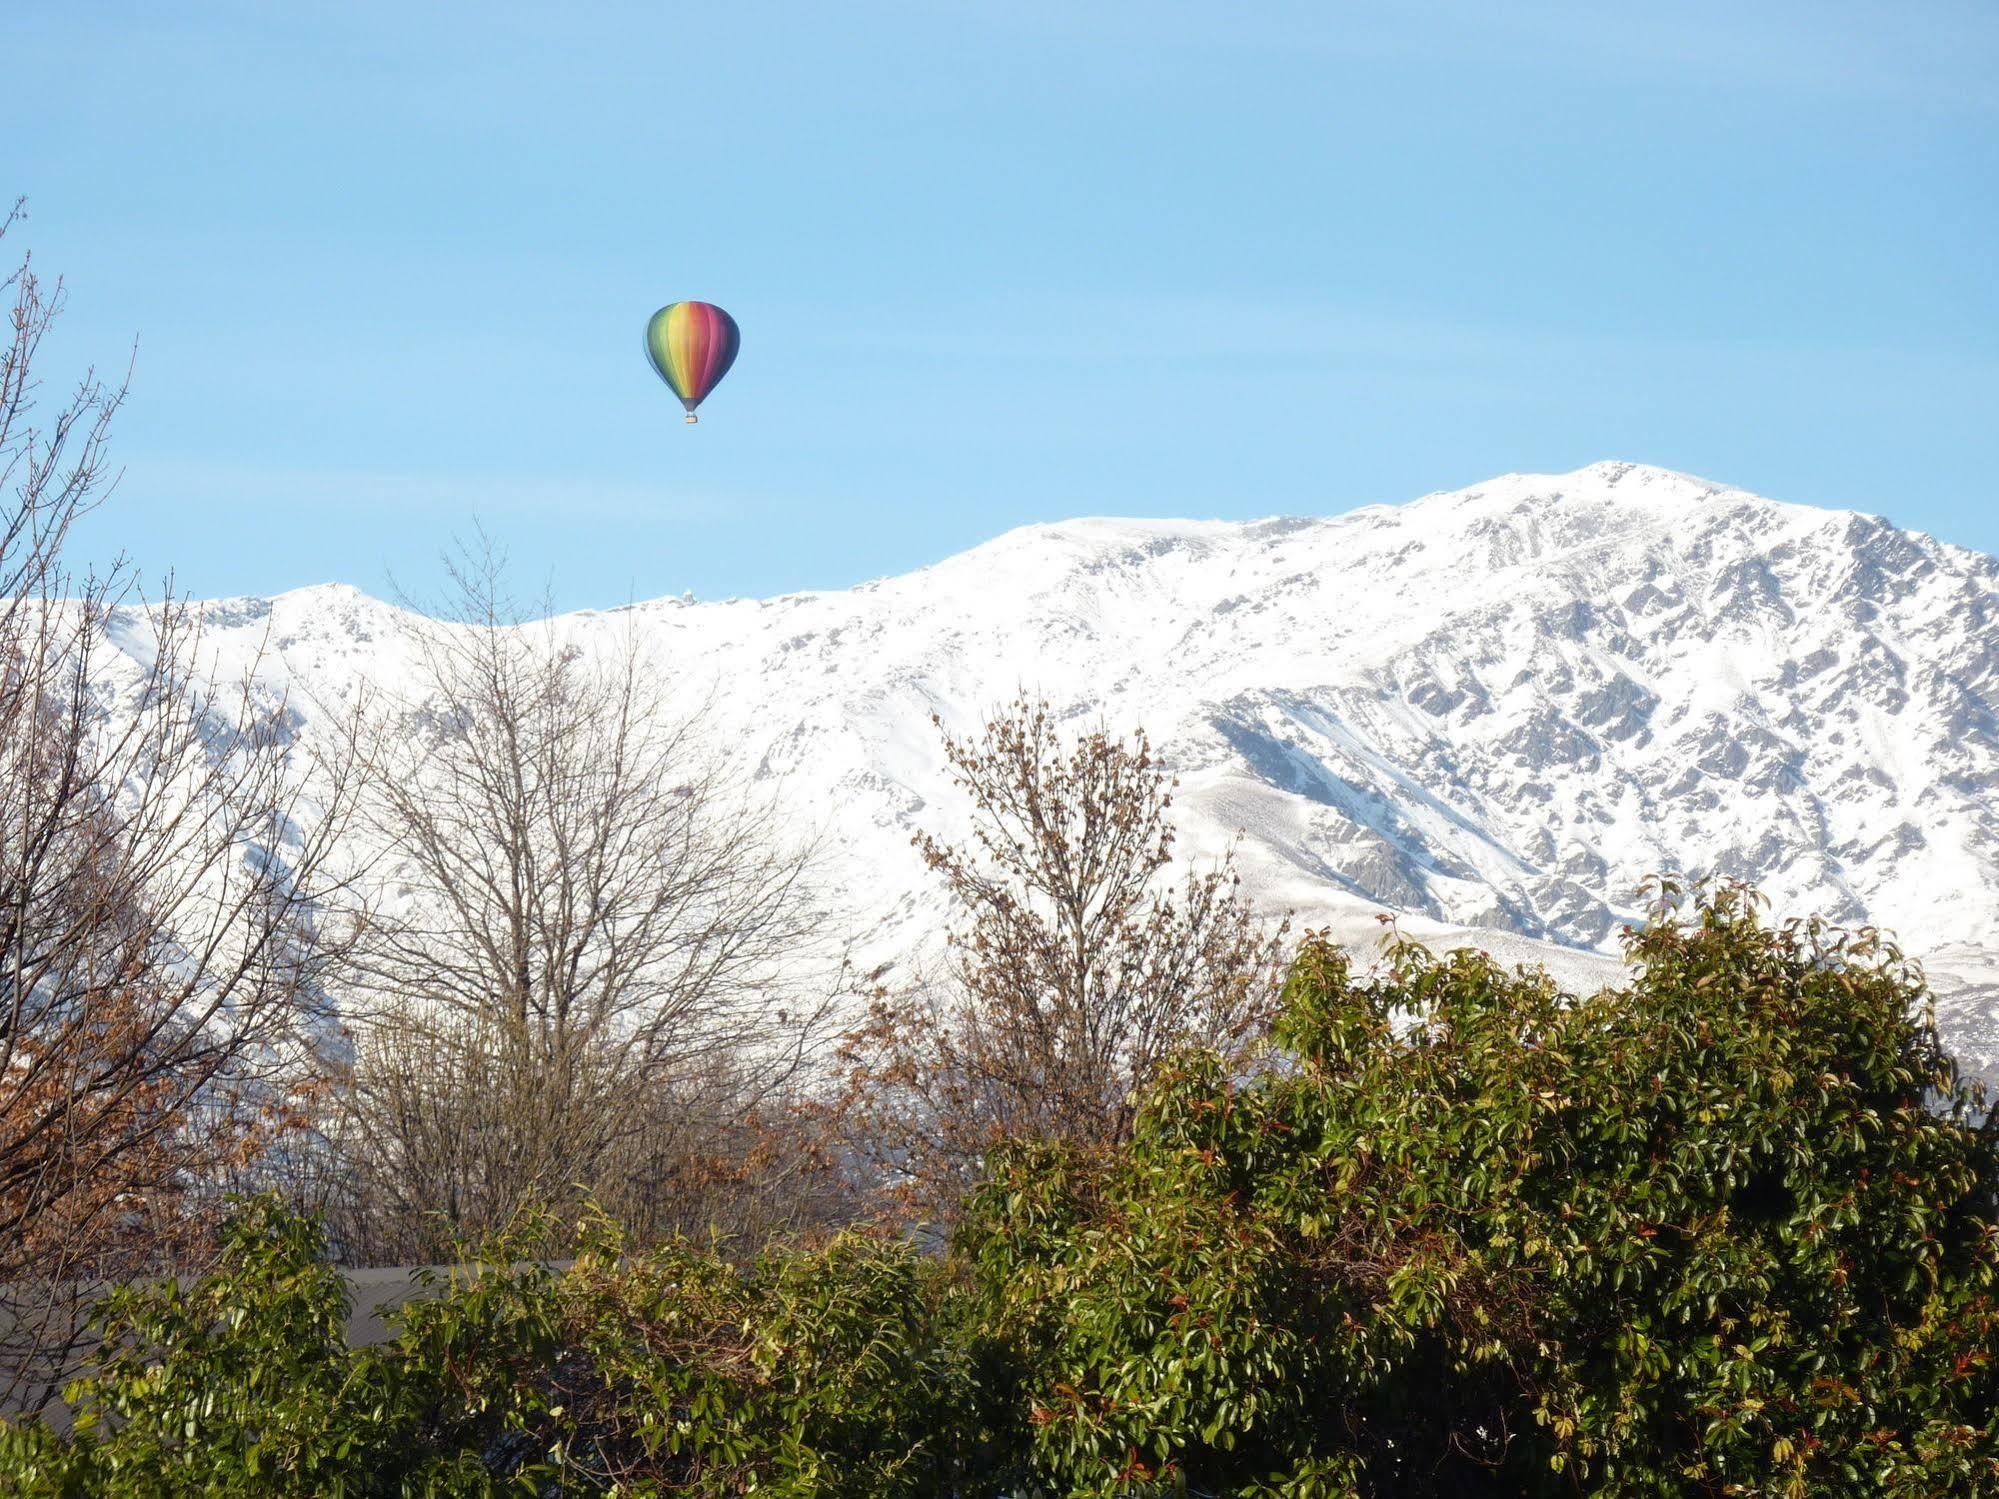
96, 462, 1999, 1072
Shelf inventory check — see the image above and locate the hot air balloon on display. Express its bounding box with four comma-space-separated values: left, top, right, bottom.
644, 301, 740, 423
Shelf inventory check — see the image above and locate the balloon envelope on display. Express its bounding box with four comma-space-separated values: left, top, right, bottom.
645, 302, 740, 416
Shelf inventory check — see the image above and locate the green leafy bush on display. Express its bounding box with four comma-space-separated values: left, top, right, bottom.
0, 1204, 981, 1496
6, 884, 1995, 1497
0, 1197, 448, 1496
959, 883, 1999, 1495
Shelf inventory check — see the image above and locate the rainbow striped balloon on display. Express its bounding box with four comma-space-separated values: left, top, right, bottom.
644, 301, 740, 423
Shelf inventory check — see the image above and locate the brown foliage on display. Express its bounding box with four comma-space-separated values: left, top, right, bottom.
840, 696, 1290, 1221
0, 202, 351, 1408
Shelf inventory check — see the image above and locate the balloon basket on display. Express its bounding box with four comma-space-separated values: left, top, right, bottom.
685, 413, 699, 424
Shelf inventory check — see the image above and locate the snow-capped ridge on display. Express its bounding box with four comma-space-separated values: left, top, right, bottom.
91, 462, 1999, 1074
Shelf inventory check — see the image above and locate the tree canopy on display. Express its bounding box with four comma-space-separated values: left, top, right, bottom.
9, 883, 1995, 1496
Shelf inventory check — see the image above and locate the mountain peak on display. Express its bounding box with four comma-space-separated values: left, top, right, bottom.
99, 467, 1999, 1074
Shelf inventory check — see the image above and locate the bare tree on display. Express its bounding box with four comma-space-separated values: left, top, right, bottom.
0, 202, 355, 1409
324, 544, 839, 1262
841, 695, 1292, 1222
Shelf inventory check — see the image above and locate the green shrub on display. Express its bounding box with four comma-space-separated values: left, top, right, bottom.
0, 1204, 980, 1495
7, 884, 1996, 1497
0, 1197, 451, 1496
392, 1216, 988, 1495
958, 883, 1999, 1496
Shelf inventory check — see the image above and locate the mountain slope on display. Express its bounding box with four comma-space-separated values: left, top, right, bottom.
114, 462, 1999, 1070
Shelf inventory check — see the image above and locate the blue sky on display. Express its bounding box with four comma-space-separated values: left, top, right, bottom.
11, 1, 1997, 610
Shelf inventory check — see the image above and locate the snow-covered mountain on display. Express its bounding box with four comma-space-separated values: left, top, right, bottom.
112, 462, 1999, 1072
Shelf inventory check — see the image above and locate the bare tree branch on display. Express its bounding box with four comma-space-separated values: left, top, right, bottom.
323, 540, 843, 1261
0, 205, 354, 1410
840, 695, 1292, 1223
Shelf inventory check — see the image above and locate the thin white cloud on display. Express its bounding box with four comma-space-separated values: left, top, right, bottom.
824, 293, 1999, 386
113, 457, 743, 526
924, 0, 1999, 113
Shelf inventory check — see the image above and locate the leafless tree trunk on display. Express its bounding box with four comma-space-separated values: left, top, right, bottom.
840, 695, 1291, 1222
324, 544, 840, 1263
0, 202, 355, 1411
